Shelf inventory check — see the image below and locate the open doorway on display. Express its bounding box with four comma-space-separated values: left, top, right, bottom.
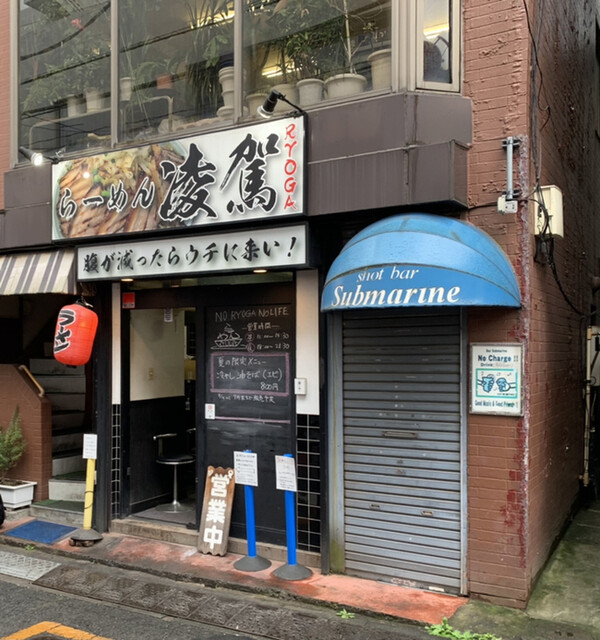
126, 306, 197, 528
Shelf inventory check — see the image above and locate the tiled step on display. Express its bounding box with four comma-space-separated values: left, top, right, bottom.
35, 374, 86, 394
52, 451, 85, 476
29, 359, 84, 376
48, 472, 86, 501
29, 500, 84, 527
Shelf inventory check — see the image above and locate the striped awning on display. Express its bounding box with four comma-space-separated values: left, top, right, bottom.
0, 250, 76, 295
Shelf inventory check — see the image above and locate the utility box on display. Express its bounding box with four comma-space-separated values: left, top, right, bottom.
588, 326, 600, 386
533, 185, 564, 237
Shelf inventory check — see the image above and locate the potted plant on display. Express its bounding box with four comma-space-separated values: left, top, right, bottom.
0, 407, 36, 510
184, 0, 235, 118
272, 0, 348, 106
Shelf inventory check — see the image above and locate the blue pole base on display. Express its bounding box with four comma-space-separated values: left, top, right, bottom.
272, 563, 313, 581
234, 555, 272, 572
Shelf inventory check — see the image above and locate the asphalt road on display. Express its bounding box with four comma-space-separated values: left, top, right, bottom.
0, 573, 262, 640
0, 548, 432, 640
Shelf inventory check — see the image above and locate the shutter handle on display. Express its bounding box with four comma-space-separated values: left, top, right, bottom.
382, 431, 417, 438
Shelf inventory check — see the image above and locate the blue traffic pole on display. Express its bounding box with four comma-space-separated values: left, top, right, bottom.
273, 453, 312, 580
284, 453, 297, 566
234, 449, 270, 572
245, 483, 257, 558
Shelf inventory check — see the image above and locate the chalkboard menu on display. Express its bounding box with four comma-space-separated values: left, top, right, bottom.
206, 303, 292, 422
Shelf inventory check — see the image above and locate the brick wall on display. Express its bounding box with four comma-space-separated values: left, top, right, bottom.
0, 365, 52, 502
464, 0, 599, 607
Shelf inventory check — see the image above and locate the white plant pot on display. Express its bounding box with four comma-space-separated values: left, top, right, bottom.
222, 88, 234, 108
120, 76, 133, 102
85, 87, 105, 112
324, 73, 367, 99
66, 94, 85, 117
246, 92, 268, 116
0, 480, 36, 509
218, 66, 234, 93
297, 78, 324, 107
272, 83, 298, 113
368, 48, 392, 90
217, 105, 234, 119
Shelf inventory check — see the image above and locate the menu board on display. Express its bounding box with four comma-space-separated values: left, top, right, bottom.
207, 304, 292, 422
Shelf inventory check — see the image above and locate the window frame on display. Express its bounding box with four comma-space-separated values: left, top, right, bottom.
12, 0, 462, 166
415, 0, 461, 93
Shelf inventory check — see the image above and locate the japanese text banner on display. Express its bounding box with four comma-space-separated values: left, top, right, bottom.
52, 116, 304, 241
76, 224, 307, 281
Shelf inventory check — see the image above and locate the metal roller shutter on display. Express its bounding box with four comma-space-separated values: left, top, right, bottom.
342, 308, 463, 593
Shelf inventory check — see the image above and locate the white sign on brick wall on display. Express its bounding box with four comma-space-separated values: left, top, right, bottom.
470, 343, 523, 416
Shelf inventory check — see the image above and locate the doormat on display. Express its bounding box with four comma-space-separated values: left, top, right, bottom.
4, 519, 77, 544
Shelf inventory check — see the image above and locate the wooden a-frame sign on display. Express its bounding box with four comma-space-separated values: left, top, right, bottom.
198, 466, 235, 556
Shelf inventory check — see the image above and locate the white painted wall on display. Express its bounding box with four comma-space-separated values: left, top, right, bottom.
130, 308, 185, 401
296, 270, 320, 415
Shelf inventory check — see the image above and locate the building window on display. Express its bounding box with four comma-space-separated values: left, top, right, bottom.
17, 0, 459, 159
243, 0, 392, 109
417, 0, 459, 91
20, 1, 111, 154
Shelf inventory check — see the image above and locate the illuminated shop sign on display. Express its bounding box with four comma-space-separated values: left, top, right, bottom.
53, 116, 304, 241
76, 224, 307, 281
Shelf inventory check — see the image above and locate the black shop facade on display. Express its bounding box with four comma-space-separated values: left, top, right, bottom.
53, 114, 324, 561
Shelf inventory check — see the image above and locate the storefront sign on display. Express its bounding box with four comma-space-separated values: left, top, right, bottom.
52, 116, 305, 241
322, 265, 469, 309
198, 466, 235, 556
470, 343, 523, 416
76, 224, 307, 281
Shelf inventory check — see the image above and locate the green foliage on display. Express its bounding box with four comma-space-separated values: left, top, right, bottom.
0, 407, 26, 484
336, 608, 355, 619
426, 618, 502, 640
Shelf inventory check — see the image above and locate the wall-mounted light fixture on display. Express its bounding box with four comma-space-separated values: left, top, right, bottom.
258, 89, 306, 118
18, 146, 59, 166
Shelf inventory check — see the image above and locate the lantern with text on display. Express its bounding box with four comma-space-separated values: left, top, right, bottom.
53, 301, 98, 366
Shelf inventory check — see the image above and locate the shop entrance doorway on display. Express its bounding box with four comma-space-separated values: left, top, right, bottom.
121, 279, 295, 544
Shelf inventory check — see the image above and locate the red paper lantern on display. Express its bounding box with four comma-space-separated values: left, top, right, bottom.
53, 301, 99, 366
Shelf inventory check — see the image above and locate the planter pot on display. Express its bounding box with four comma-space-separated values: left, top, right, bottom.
120, 76, 133, 102
324, 73, 367, 99
66, 94, 85, 117
297, 78, 324, 107
156, 73, 173, 90
85, 87, 105, 112
272, 83, 298, 113
217, 105, 234, 119
222, 88, 234, 109
218, 66, 234, 93
0, 480, 36, 509
368, 48, 392, 90
246, 92, 268, 116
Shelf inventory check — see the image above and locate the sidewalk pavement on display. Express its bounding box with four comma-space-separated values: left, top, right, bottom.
1, 501, 599, 640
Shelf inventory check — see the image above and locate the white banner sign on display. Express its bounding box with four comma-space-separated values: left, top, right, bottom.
275, 455, 297, 492
77, 224, 307, 280
234, 451, 259, 487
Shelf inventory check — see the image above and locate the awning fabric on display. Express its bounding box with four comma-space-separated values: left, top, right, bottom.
321, 213, 521, 311
0, 249, 76, 295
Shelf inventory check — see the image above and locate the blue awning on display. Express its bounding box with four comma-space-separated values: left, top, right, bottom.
321, 213, 521, 311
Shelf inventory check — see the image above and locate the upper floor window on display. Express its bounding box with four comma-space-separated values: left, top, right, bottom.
18, 0, 459, 159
